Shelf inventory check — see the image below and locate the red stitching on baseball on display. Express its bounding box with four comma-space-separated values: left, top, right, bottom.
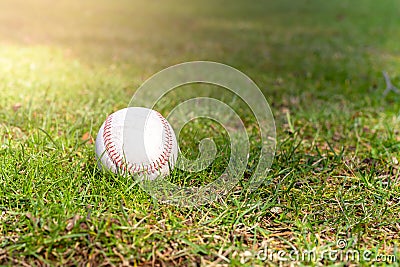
102, 110, 174, 176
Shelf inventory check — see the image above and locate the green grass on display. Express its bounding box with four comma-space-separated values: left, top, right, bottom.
1, 0, 400, 266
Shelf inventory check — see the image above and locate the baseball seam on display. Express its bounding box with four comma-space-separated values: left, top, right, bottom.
102, 111, 173, 175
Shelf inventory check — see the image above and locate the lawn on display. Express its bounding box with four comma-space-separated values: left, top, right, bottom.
0, 0, 399, 266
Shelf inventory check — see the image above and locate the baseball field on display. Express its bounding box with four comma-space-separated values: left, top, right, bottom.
0, 0, 399, 266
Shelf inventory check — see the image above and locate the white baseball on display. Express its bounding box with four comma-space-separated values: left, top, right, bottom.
95, 107, 178, 180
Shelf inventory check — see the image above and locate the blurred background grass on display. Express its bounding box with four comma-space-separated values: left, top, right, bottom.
1, 0, 399, 73
1, 0, 399, 109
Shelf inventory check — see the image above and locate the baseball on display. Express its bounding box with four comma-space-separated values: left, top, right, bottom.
95, 107, 178, 180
